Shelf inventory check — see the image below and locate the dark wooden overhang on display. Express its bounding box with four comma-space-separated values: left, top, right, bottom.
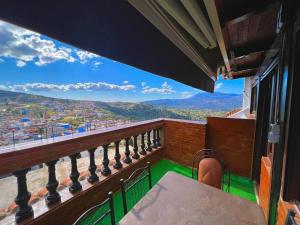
208, 0, 279, 79
0, 0, 223, 92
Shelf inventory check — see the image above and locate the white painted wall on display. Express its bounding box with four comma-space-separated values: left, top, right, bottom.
242, 77, 254, 109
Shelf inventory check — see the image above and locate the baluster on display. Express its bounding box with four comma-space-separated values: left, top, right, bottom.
146, 131, 152, 152
140, 133, 146, 155
123, 137, 132, 164
152, 129, 158, 148
69, 153, 82, 193
88, 148, 99, 183
132, 135, 140, 159
156, 128, 161, 147
13, 169, 33, 223
101, 144, 111, 176
45, 159, 61, 206
113, 140, 122, 169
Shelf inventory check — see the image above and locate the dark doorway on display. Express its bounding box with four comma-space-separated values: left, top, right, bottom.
252, 65, 278, 181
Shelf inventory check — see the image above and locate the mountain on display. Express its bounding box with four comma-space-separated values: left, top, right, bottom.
0, 90, 74, 105
0, 90, 173, 120
143, 92, 242, 111
0, 90, 225, 121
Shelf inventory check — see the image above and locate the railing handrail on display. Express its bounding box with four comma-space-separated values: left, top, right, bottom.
0, 118, 164, 176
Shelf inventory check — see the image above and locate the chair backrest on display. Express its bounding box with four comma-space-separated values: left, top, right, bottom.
120, 162, 152, 215
73, 191, 115, 225
192, 149, 223, 179
285, 210, 298, 225
192, 149, 230, 192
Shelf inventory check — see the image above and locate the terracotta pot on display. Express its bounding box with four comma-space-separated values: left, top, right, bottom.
198, 158, 223, 189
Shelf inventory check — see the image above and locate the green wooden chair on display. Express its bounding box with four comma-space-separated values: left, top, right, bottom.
120, 162, 152, 215
73, 192, 115, 225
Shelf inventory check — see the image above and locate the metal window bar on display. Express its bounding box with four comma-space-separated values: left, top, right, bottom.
120, 162, 152, 215
73, 191, 115, 225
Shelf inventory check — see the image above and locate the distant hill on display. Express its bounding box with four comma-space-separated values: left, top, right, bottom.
143, 92, 242, 111
0, 90, 74, 105
0, 90, 225, 121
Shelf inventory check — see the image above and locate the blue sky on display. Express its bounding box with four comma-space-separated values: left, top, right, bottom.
0, 20, 244, 102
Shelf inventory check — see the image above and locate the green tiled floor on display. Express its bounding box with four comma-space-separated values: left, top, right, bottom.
223, 172, 257, 202
80, 159, 256, 224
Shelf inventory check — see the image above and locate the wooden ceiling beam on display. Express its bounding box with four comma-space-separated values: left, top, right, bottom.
230, 51, 265, 70
204, 0, 231, 74
231, 68, 259, 79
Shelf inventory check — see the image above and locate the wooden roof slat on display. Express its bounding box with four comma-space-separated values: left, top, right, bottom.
231, 68, 259, 79
230, 51, 265, 71
223, 3, 278, 50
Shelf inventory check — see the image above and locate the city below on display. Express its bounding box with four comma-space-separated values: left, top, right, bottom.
0, 90, 240, 148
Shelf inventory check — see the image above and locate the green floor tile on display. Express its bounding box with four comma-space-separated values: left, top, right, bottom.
80, 159, 256, 224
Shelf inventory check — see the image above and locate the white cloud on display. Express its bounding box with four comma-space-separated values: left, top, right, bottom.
92, 61, 103, 70
0, 22, 39, 63
25, 35, 76, 66
94, 61, 103, 66
0, 84, 6, 90
163, 82, 171, 87
76, 50, 100, 64
141, 82, 146, 87
8, 82, 136, 92
16, 60, 26, 67
123, 80, 129, 84
0, 20, 37, 37
142, 86, 150, 90
141, 82, 175, 94
0, 21, 101, 67
181, 92, 193, 98
0, 22, 76, 66
60, 47, 72, 53
215, 83, 223, 90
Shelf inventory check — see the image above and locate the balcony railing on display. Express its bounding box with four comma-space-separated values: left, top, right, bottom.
0, 117, 255, 225
0, 119, 164, 224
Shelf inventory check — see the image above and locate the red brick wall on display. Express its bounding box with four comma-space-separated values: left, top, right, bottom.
206, 117, 255, 177
163, 119, 206, 167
